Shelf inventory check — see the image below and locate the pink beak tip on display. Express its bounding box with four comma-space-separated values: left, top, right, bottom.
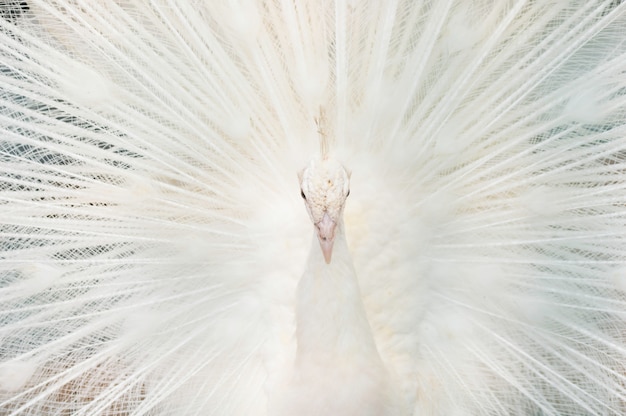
321, 241, 333, 264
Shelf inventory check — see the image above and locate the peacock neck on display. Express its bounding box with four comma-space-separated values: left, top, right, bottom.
270, 223, 397, 415
294, 221, 382, 366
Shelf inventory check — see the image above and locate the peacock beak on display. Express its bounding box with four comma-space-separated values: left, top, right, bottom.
316, 212, 336, 264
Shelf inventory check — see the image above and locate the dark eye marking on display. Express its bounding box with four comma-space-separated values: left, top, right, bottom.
346, 189, 350, 197
301, 189, 306, 200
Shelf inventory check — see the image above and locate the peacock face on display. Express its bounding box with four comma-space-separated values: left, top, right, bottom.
299, 159, 351, 264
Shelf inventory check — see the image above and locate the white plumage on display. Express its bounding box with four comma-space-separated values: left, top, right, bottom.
1, 1, 626, 415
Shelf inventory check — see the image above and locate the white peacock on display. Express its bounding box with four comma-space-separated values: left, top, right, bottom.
0, 1, 626, 415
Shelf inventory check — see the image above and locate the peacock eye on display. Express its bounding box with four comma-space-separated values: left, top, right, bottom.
300, 189, 306, 200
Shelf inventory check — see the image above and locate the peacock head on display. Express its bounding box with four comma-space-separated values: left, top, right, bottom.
299, 158, 351, 264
